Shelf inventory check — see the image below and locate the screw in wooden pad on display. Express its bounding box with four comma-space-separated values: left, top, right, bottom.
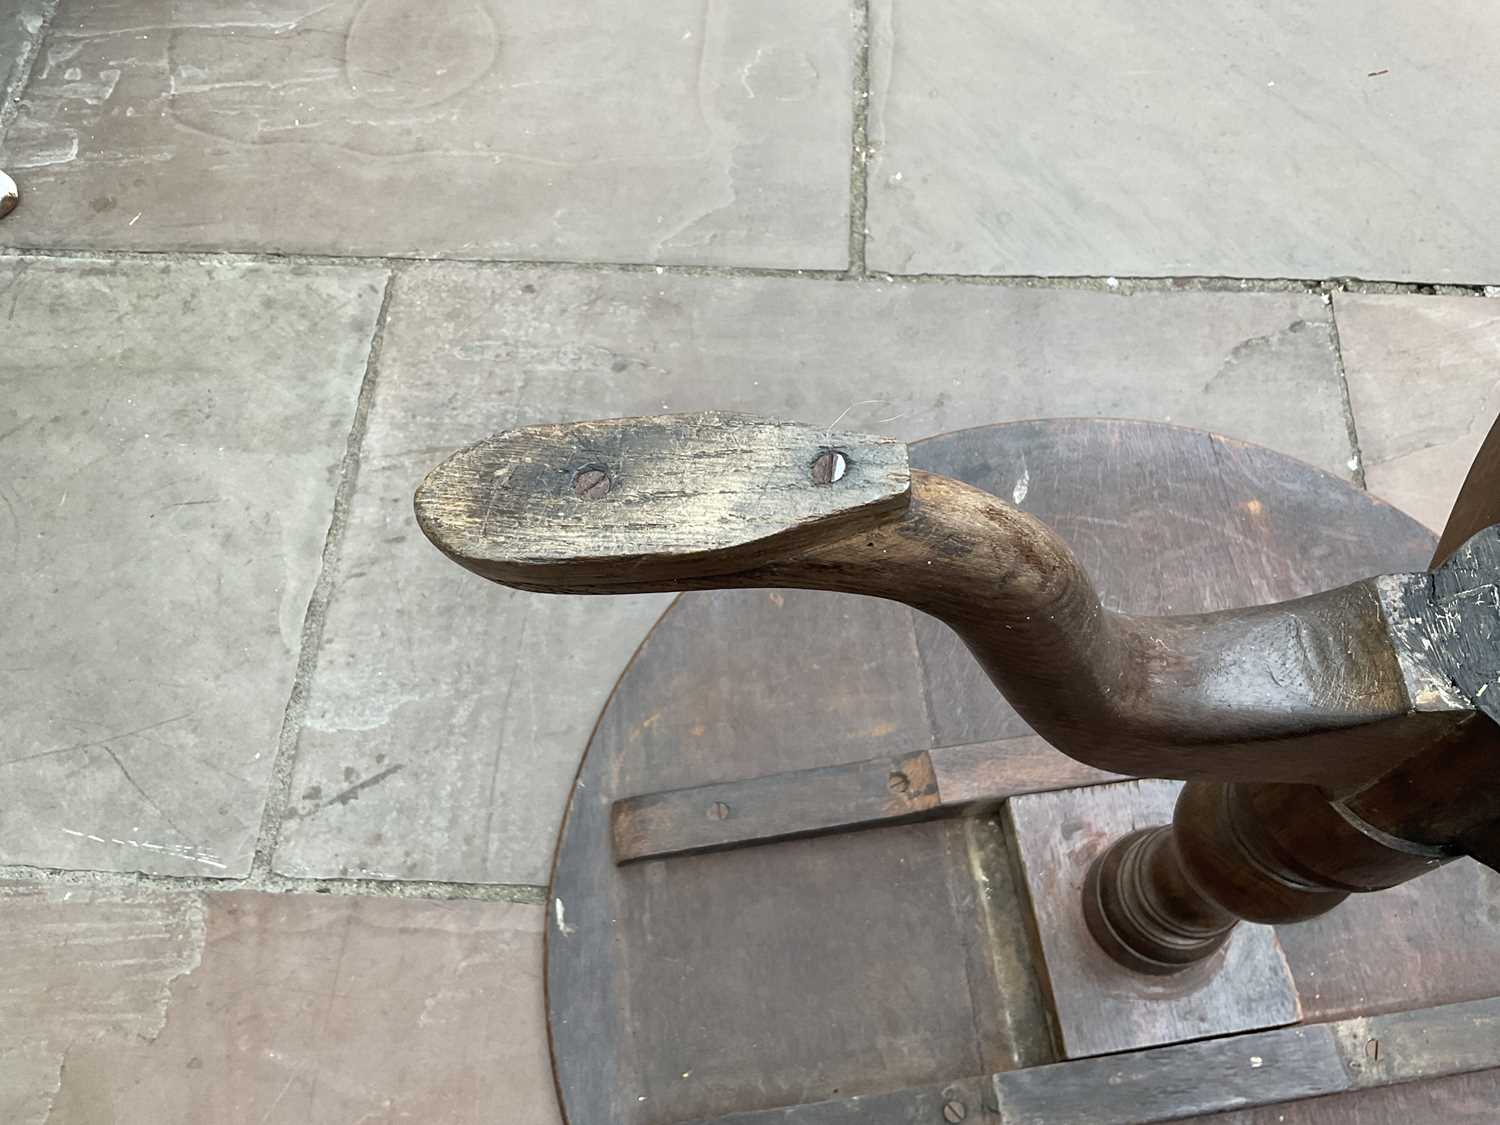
573, 464, 611, 499
810, 449, 848, 485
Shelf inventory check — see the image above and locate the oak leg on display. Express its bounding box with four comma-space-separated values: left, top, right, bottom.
1084, 781, 1448, 975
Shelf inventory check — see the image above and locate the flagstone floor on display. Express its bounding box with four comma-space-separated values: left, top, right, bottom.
3, 2, 1499, 1121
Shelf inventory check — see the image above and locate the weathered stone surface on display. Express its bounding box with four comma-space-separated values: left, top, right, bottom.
277, 266, 1352, 886
0, 0, 853, 267
0, 883, 558, 1125
0, 884, 205, 1125
1337, 293, 1500, 534
0, 257, 385, 876
866, 1, 1500, 281
0, 0, 45, 107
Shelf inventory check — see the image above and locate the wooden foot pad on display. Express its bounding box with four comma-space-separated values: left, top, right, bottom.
1007, 779, 1302, 1058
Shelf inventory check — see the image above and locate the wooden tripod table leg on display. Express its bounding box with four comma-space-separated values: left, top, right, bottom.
1082, 780, 1445, 977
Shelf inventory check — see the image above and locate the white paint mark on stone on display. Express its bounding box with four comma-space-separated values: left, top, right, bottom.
303, 687, 418, 733
554, 897, 577, 936
60, 827, 228, 869
1250, 1055, 1264, 1068
739, 45, 819, 102
8, 128, 79, 169
55, 67, 121, 105
41, 40, 83, 78
1012, 466, 1031, 505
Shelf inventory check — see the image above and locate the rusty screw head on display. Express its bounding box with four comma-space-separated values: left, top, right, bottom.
887, 771, 911, 795
942, 1100, 967, 1123
573, 465, 611, 499
810, 449, 847, 485
707, 801, 731, 820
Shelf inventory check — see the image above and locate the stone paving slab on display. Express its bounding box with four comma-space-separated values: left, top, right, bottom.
0, 883, 557, 1125
276, 267, 1353, 887
1, 1, 45, 106
0, 0, 853, 267
1337, 293, 1500, 534
866, 1, 1500, 281
0, 257, 385, 876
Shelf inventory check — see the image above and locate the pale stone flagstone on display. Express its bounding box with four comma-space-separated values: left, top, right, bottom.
0, 258, 387, 876
866, 0, 1500, 281
0, 0, 854, 267
1337, 293, 1500, 534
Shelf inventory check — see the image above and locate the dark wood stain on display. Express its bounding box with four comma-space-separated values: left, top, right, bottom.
610, 749, 941, 864
610, 735, 1121, 864
677, 999, 1500, 1125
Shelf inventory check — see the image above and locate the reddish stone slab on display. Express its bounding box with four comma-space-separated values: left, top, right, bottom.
0, 884, 558, 1125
